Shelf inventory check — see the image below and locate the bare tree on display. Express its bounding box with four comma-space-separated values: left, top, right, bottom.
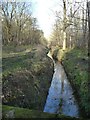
87, 1, 90, 47
51, 0, 88, 49
2, 2, 45, 46
2, 2, 16, 44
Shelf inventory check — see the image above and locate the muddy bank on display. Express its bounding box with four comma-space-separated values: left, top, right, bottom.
2, 45, 54, 110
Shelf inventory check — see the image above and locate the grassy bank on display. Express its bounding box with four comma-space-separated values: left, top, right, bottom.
2, 44, 53, 110
51, 47, 89, 118
60, 48, 89, 118
2, 105, 86, 119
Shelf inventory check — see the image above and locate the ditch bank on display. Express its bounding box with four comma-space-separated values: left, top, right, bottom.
61, 48, 89, 118
2, 45, 54, 111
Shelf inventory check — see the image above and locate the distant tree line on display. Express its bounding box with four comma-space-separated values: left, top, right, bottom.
1, 2, 47, 46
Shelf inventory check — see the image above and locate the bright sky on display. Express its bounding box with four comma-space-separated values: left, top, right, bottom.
31, 0, 61, 39
30, 0, 85, 39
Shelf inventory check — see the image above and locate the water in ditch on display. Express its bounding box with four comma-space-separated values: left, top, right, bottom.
43, 59, 79, 117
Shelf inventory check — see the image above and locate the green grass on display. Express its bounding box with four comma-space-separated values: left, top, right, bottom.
60, 47, 89, 117
2, 105, 86, 119
2, 45, 33, 58
2, 45, 89, 119
2, 44, 53, 110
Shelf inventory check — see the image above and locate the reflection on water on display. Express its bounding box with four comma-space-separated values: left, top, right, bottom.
43, 61, 79, 117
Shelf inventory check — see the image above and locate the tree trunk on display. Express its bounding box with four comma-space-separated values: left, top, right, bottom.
63, 0, 67, 50
87, 1, 90, 47
63, 32, 66, 50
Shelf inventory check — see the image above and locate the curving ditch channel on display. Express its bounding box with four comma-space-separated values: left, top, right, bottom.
43, 52, 79, 117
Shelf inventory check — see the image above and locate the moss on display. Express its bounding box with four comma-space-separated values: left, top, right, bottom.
2, 105, 86, 119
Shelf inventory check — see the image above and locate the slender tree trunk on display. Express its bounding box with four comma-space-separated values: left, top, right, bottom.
69, 0, 72, 48
87, 1, 90, 46
84, 2, 88, 48
69, 35, 72, 48
63, 32, 66, 50
63, 0, 67, 50
82, 3, 85, 47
